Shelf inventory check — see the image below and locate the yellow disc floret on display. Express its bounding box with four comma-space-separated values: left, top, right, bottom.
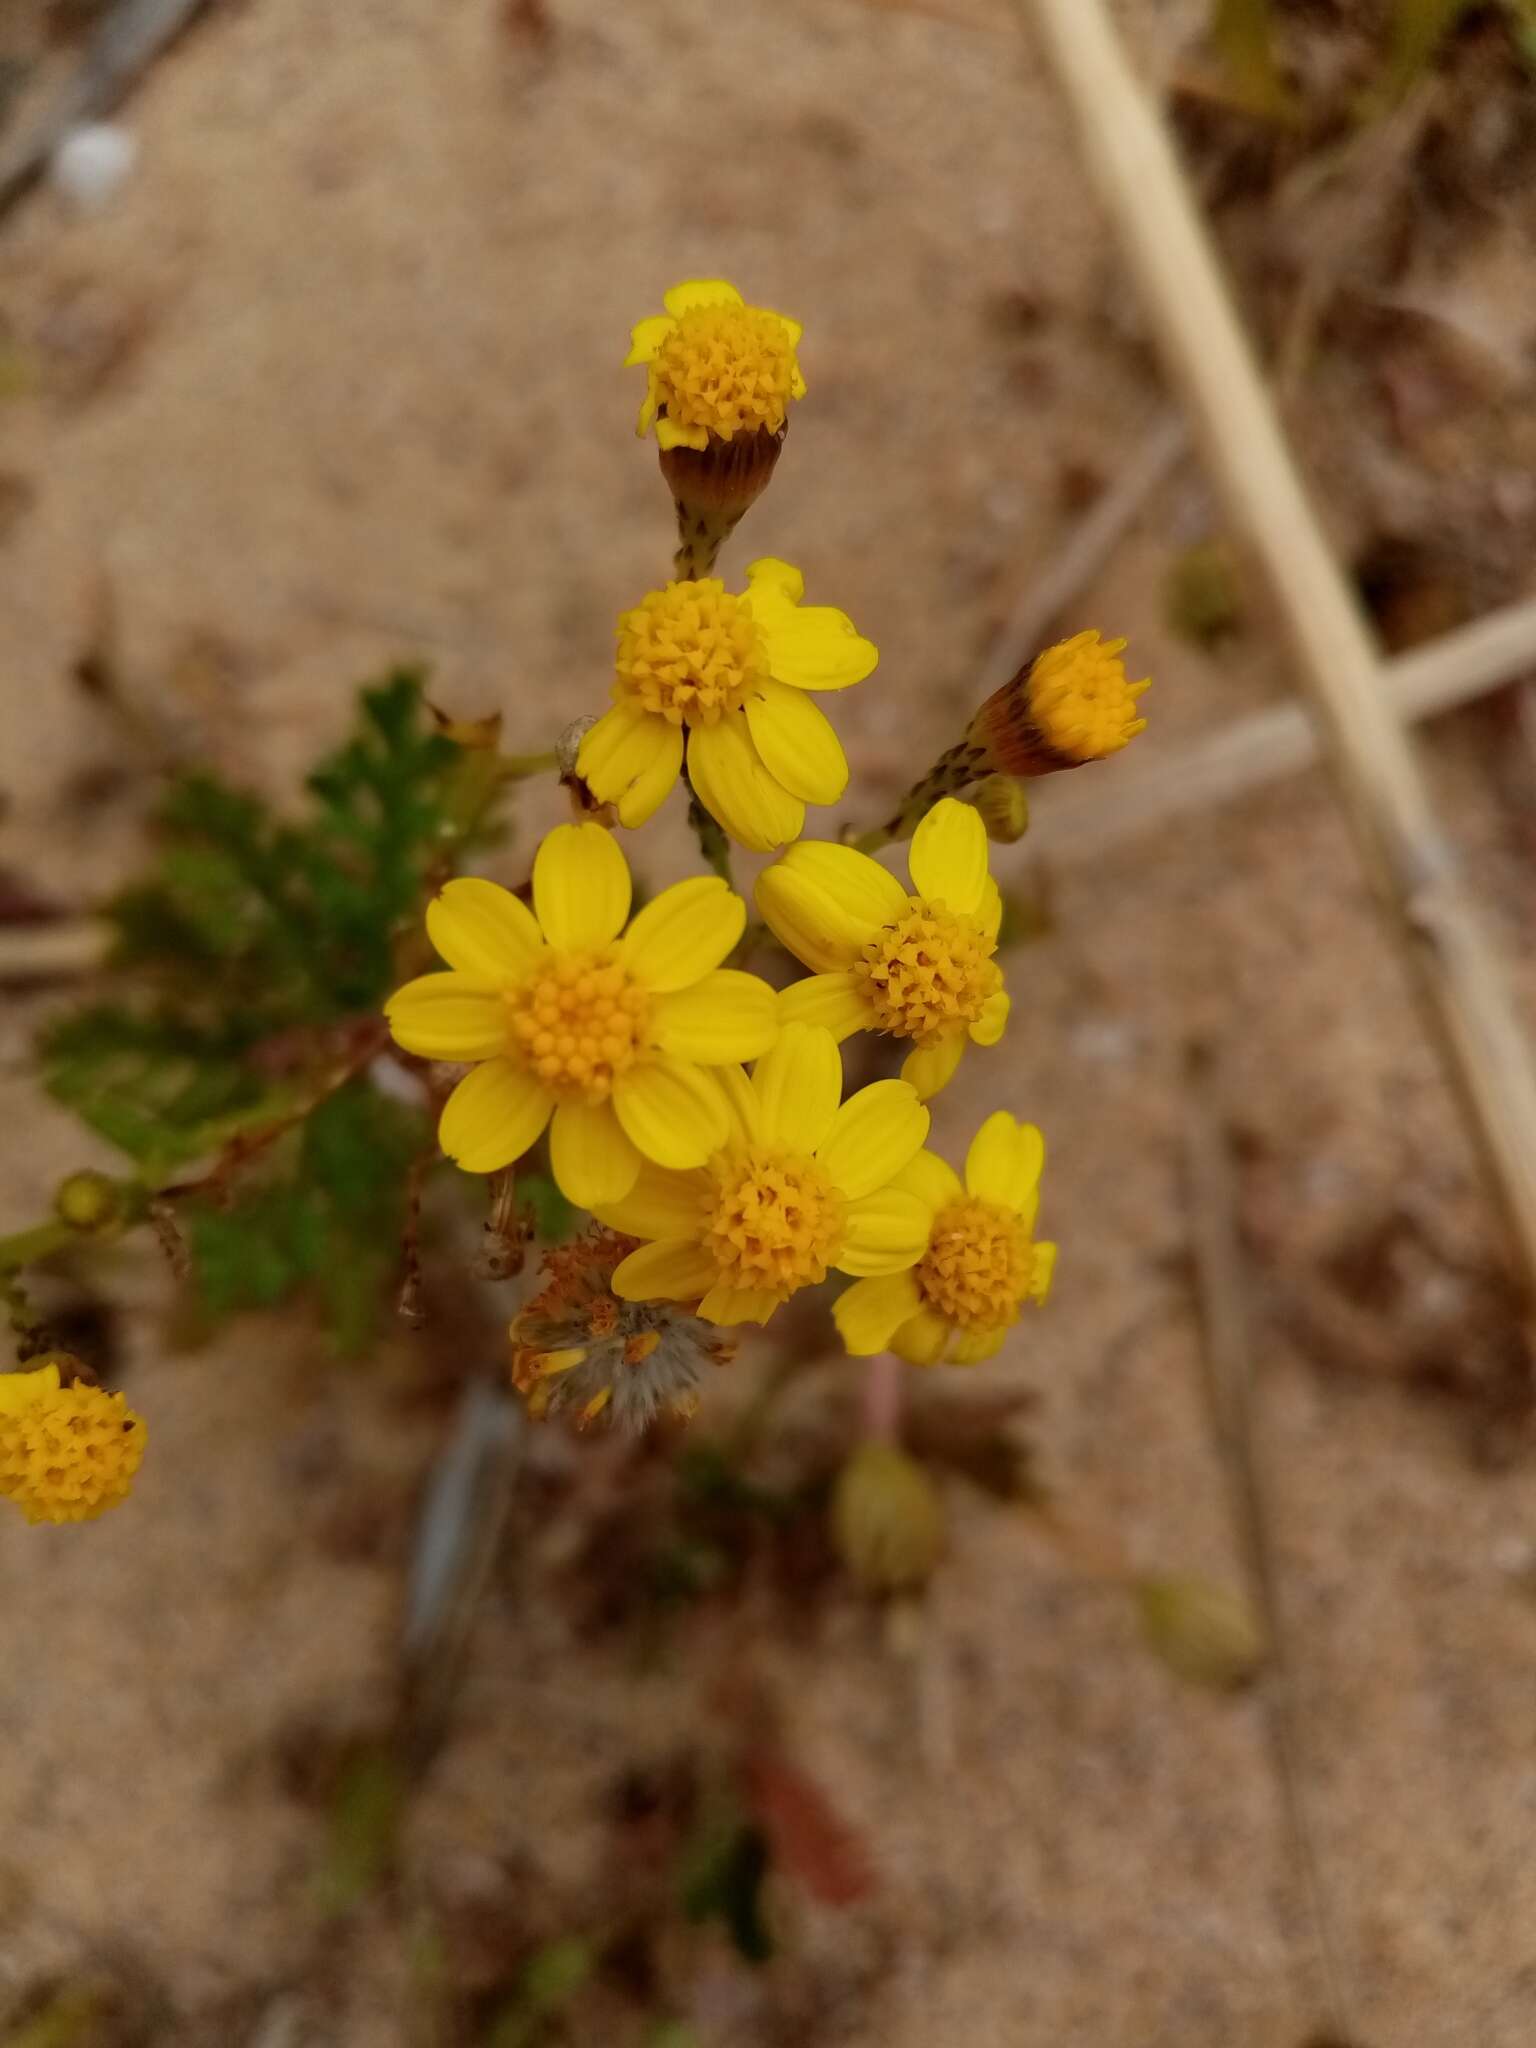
917, 1198, 1035, 1331
702, 1146, 846, 1301
1026, 630, 1150, 763
505, 949, 651, 1101
855, 902, 1001, 1047
614, 581, 767, 726
650, 303, 802, 446
0, 1359, 145, 1526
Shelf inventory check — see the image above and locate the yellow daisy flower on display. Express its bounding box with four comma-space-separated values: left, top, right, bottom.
626, 278, 806, 452
972, 630, 1150, 775
0, 1357, 146, 1525
577, 558, 878, 854
590, 1022, 932, 1327
755, 797, 1009, 1100
834, 1112, 1056, 1367
385, 824, 778, 1209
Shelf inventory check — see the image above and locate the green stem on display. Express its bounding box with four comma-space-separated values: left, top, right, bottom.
501, 749, 559, 778
686, 785, 735, 888
0, 1220, 73, 1274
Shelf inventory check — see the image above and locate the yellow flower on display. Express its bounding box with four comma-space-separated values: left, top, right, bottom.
834, 1112, 1056, 1366
590, 1023, 931, 1327
626, 279, 806, 452
972, 629, 1149, 775
0, 1357, 146, 1525
577, 558, 877, 853
385, 824, 778, 1208
755, 798, 1009, 1100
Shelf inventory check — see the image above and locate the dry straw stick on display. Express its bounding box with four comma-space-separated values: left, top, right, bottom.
1023, 0, 1536, 1309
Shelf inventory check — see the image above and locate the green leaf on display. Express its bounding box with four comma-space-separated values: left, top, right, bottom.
1208, 0, 1297, 120
39, 1005, 293, 1174
184, 1081, 427, 1351
680, 1819, 774, 1963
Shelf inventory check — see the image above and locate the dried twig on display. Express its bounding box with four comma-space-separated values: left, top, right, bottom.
1036, 589, 1536, 860
1023, 0, 1536, 1313
1181, 1046, 1356, 2040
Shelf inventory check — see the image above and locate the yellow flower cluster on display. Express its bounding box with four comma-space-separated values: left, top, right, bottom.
382, 277, 1150, 1429
0, 1358, 146, 1525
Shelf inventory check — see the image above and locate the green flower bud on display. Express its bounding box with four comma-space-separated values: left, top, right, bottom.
1133, 1572, 1265, 1691
832, 1443, 945, 1594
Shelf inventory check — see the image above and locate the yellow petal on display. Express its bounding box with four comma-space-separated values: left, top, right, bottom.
696, 1283, 782, 1327
833, 1271, 924, 1356
749, 591, 879, 694
549, 1097, 641, 1208
426, 878, 543, 982
836, 1189, 932, 1276
663, 278, 744, 317
781, 840, 909, 927
742, 677, 849, 805
686, 713, 804, 854
386, 973, 508, 1061
532, 822, 631, 950
577, 703, 682, 828
1031, 1241, 1058, 1304
745, 557, 805, 606
908, 798, 988, 914
817, 1080, 929, 1200
964, 1112, 1045, 1212
656, 416, 709, 452
612, 1237, 719, 1303
754, 840, 905, 973
619, 875, 744, 991
752, 1022, 842, 1153
891, 1148, 963, 1219
969, 989, 1010, 1048
613, 1053, 730, 1168
778, 970, 871, 1039
0, 1363, 61, 1414
438, 1058, 553, 1173
890, 1309, 952, 1367
591, 1160, 711, 1240
711, 1063, 762, 1147
652, 970, 778, 1063
978, 875, 1004, 942
900, 1033, 966, 1101
624, 314, 675, 366
951, 1326, 1008, 1366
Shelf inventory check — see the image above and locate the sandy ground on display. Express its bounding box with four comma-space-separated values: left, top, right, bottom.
3, 0, 1536, 2042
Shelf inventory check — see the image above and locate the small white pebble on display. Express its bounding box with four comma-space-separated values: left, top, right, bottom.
368, 1053, 428, 1107
1070, 1016, 1135, 1065
50, 123, 139, 212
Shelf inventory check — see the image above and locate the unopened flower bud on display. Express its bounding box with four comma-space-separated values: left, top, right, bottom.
1133, 1572, 1265, 1691
972, 774, 1030, 844
53, 1169, 124, 1236
832, 1443, 946, 1594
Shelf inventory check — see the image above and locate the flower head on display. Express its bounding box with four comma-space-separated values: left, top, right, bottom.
834, 1113, 1056, 1366
971, 630, 1149, 776
511, 1229, 733, 1431
385, 824, 778, 1208
756, 798, 1009, 1100
627, 280, 805, 453
0, 1356, 145, 1525
577, 559, 877, 852
590, 1023, 932, 1326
